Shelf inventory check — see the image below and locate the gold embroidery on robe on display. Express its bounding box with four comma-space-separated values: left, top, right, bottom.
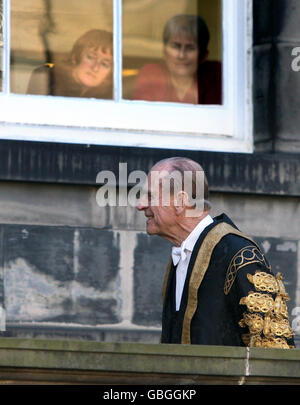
239, 272, 294, 349
224, 246, 271, 295
239, 313, 264, 334
250, 335, 290, 349
239, 292, 274, 313
247, 271, 279, 294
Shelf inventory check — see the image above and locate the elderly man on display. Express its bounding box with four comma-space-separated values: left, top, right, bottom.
137, 157, 294, 348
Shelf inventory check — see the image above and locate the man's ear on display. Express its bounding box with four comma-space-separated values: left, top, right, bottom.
174, 191, 189, 215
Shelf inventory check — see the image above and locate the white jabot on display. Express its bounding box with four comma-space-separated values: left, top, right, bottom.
171, 214, 214, 311
171, 246, 186, 266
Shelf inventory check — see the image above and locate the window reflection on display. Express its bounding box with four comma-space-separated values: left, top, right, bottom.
123, 0, 222, 105
11, 0, 113, 99
27, 29, 113, 99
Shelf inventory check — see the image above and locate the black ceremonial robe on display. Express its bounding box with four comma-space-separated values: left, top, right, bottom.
161, 214, 294, 348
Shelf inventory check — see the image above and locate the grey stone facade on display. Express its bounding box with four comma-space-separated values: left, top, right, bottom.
253, 0, 300, 152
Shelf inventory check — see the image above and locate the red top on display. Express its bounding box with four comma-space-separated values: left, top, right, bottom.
132, 61, 222, 105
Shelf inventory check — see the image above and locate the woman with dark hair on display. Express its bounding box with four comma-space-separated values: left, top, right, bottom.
27, 29, 113, 99
132, 14, 221, 104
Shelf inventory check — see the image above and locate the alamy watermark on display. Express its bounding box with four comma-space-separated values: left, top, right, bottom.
291, 47, 300, 72
95, 163, 206, 216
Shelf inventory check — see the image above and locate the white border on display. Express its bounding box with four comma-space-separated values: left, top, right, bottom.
0, 0, 253, 153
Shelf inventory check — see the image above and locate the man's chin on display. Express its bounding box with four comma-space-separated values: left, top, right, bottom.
146, 227, 154, 235
146, 224, 156, 235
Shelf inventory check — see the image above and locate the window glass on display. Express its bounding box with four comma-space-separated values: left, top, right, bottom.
122, 0, 222, 105
10, 0, 113, 99
0, 0, 3, 91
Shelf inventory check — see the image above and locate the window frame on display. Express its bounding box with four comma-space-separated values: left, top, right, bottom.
0, 0, 253, 153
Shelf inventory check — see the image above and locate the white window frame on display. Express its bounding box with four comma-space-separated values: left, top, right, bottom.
0, 0, 253, 153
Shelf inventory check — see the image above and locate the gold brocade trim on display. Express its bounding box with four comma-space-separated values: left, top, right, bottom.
250, 335, 291, 349
247, 271, 279, 294
239, 313, 264, 334
160, 258, 172, 343
239, 271, 294, 348
179, 222, 258, 344
239, 312, 293, 338
240, 292, 274, 313
274, 295, 289, 319
246, 271, 290, 317
224, 246, 271, 295
276, 273, 290, 301
268, 317, 294, 338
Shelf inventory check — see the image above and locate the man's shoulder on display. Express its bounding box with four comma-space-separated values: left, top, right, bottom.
204, 226, 270, 296
207, 232, 260, 277
204, 213, 261, 260
218, 232, 257, 253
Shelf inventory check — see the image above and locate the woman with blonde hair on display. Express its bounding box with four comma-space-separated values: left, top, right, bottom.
27, 29, 113, 99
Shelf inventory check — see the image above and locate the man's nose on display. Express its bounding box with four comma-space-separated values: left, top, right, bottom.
137, 201, 144, 211
137, 194, 148, 211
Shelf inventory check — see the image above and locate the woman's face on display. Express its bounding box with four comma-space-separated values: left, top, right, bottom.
72, 47, 113, 88
163, 33, 199, 78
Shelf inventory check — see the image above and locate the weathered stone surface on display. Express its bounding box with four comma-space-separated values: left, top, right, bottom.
252, 0, 300, 152
133, 233, 171, 327
211, 194, 300, 239
2, 225, 120, 325
77, 228, 120, 292
253, 0, 273, 45
273, 0, 300, 41
273, 43, 300, 152
4, 225, 74, 282
253, 44, 273, 150
0, 142, 300, 195
0, 338, 300, 385
249, 346, 300, 380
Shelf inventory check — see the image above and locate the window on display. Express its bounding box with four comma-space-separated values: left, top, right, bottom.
11, 0, 114, 100
0, 0, 253, 153
122, 2, 222, 106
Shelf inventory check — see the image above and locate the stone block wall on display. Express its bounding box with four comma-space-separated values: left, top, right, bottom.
253, 0, 300, 152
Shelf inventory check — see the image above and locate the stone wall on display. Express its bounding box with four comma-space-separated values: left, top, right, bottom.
253, 0, 300, 152
1, 338, 300, 385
